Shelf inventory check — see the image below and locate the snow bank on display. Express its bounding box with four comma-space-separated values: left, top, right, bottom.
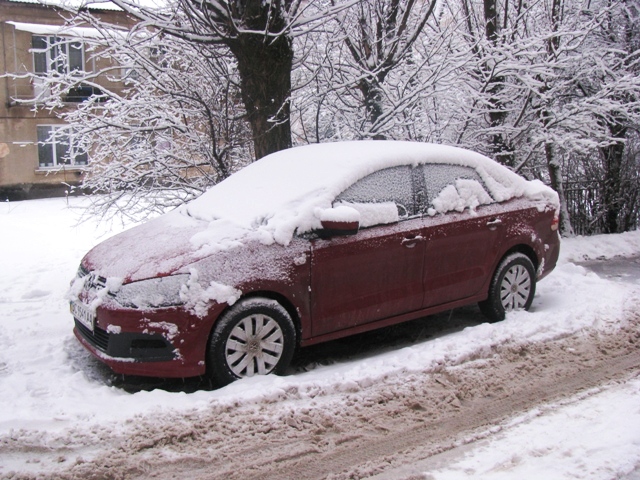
559, 229, 640, 263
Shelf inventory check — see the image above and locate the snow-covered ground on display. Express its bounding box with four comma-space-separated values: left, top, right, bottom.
426, 378, 640, 479
1, 196, 640, 478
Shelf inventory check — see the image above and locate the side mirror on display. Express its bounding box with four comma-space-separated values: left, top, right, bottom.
317, 206, 360, 237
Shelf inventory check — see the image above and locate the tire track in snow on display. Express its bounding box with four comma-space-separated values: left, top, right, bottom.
281, 346, 640, 480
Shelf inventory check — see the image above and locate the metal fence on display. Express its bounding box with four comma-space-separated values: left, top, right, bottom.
563, 181, 640, 236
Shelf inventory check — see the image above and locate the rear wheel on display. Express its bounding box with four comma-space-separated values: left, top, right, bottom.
479, 253, 536, 322
207, 297, 296, 387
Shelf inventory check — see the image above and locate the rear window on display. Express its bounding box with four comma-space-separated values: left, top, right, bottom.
422, 164, 493, 214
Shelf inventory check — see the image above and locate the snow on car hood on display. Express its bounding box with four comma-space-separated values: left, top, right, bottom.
82, 208, 208, 283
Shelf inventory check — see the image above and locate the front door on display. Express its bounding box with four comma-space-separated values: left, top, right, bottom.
309, 165, 424, 337
310, 216, 426, 336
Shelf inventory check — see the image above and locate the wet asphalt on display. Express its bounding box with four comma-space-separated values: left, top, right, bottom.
577, 254, 640, 285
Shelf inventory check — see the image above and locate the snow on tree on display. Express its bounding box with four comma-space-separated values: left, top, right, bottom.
428, 0, 640, 234
9, 0, 356, 218
587, 0, 640, 232
106, 0, 358, 160
6, 0, 638, 233
17, 16, 253, 219
292, 0, 457, 142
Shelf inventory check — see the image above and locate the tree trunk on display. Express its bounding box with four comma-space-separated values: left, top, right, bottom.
486, 85, 514, 167
483, 0, 514, 167
600, 122, 627, 233
538, 0, 569, 235
545, 142, 574, 236
229, 33, 293, 159
359, 79, 386, 140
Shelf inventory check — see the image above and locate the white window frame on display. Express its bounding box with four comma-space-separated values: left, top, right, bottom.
31, 35, 85, 76
37, 125, 88, 169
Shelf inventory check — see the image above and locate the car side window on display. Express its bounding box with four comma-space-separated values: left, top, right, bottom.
422, 164, 493, 215
335, 165, 414, 225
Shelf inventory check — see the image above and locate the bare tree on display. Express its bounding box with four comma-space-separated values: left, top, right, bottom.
8, 0, 639, 234
73, 31, 252, 219
436, 0, 640, 235
10, 16, 253, 219
292, 0, 461, 142
6, 1, 358, 218
334, 0, 438, 138
108, 0, 356, 159
592, 0, 640, 232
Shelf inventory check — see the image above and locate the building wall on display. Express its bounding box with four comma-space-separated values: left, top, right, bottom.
0, 0, 134, 200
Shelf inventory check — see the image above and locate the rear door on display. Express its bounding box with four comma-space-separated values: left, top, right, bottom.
419, 164, 503, 308
310, 166, 426, 336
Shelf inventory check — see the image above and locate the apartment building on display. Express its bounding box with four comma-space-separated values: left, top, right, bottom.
0, 0, 133, 200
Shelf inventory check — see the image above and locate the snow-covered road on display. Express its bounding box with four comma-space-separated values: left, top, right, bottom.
1, 197, 640, 479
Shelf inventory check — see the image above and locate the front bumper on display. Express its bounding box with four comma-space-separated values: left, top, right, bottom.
72, 303, 226, 378
74, 319, 177, 362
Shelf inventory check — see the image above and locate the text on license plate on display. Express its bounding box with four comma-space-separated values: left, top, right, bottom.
71, 301, 95, 332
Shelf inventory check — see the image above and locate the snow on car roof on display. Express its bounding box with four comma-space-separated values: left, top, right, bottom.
184, 141, 559, 247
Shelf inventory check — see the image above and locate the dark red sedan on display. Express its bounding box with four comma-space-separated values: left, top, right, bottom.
69, 141, 560, 386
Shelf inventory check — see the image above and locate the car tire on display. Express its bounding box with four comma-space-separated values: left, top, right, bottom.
479, 252, 536, 322
207, 297, 297, 387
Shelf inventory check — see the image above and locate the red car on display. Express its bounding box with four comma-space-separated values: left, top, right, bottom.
69, 141, 560, 386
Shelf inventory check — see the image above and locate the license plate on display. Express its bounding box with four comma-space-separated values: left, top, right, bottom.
71, 301, 95, 332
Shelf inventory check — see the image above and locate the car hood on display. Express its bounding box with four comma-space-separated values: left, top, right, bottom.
82, 209, 209, 283
78, 207, 309, 316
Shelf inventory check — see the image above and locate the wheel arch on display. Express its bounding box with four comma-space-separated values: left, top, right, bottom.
500, 243, 539, 271
208, 290, 302, 348
479, 243, 539, 302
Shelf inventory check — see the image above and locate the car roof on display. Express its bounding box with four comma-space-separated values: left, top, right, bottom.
183, 141, 558, 246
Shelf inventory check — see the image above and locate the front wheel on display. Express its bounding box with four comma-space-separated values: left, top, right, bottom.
479, 252, 536, 322
207, 298, 297, 387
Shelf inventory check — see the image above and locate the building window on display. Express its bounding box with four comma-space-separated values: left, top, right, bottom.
37, 125, 87, 168
32, 35, 84, 75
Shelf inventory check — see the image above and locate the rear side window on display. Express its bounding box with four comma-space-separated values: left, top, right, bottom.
422, 164, 493, 215
336, 166, 415, 219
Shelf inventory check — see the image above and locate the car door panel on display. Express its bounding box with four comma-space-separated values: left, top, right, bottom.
310, 217, 426, 336
422, 205, 503, 308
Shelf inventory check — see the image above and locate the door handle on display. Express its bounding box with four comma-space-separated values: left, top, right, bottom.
401, 235, 425, 248
486, 218, 502, 229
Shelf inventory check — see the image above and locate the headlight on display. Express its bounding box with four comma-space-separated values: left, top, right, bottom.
111, 274, 190, 309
